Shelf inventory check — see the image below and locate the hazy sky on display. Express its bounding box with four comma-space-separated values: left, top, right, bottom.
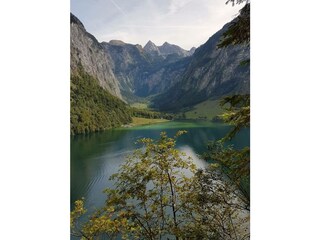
71, 0, 244, 50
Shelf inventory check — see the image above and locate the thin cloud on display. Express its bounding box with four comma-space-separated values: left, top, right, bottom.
109, 0, 127, 17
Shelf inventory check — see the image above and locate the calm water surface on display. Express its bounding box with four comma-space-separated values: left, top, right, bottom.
71, 120, 249, 212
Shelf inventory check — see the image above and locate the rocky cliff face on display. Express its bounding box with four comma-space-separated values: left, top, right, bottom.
70, 13, 122, 99
143, 40, 195, 58
152, 23, 250, 110
102, 40, 153, 97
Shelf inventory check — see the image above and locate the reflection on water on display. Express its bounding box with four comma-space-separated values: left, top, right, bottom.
71, 120, 249, 212
178, 145, 208, 169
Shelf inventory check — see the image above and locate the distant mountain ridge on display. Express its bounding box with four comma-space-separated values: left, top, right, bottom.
71, 12, 249, 112
102, 40, 193, 99
143, 40, 195, 58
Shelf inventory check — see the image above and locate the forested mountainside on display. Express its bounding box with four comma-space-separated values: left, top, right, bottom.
151, 22, 249, 111
70, 68, 132, 135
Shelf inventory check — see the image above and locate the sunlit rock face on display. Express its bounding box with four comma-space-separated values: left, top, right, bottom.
70, 13, 123, 100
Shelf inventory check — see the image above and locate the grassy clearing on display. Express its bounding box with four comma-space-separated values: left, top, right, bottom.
184, 99, 225, 120
130, 102, 149, 109
125, 117, 170, 127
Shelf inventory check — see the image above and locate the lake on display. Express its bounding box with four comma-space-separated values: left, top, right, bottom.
71, 120, 249, 213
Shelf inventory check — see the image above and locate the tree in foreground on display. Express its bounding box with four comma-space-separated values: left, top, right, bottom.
71, 131, 250, 239
105, 131, 198, 240
218, 1, 250, 49
218, 0, 250, 131
71, 131, 197, 239
212, 0, 250, 206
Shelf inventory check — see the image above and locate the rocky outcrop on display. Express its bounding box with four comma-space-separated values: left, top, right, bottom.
70, 13, 122, 99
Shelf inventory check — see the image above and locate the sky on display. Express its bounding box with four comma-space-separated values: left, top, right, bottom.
71, 0, 244, 50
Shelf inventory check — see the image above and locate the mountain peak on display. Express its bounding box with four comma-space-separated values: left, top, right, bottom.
143, 40, 160, 54
144, 40, 157, 48
70, 13, 85, 30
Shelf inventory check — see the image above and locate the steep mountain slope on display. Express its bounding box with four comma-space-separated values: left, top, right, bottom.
101, 41, 150, 95
70, 13, 122, 99
152, 23, 249, 111
70, 13, 132, 134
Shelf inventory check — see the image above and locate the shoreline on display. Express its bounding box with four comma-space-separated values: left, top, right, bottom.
122, 117, 170, 128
